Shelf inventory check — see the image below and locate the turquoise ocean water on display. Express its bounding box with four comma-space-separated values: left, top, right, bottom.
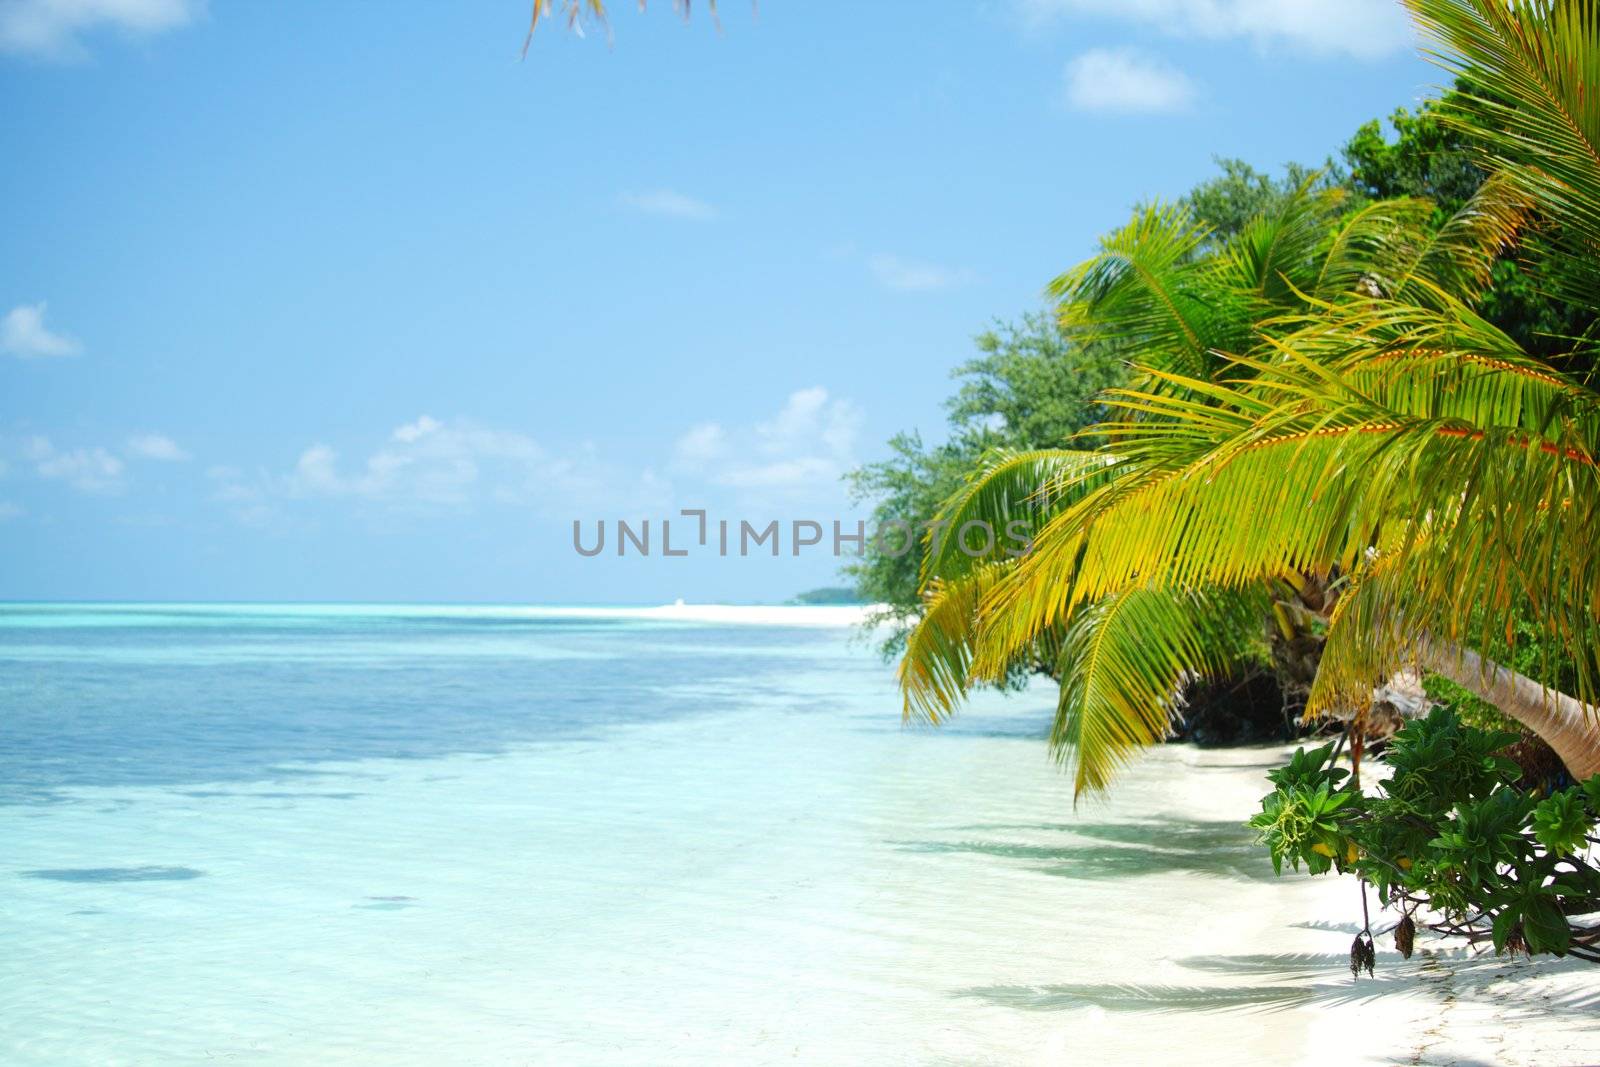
2, 602, 1504, 1064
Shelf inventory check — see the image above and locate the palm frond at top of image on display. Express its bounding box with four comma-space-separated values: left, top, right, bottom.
523, 0, 721, 56
1407, 0, 1600, 283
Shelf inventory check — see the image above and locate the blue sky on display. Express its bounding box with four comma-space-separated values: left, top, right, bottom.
2, 0, 1437, 603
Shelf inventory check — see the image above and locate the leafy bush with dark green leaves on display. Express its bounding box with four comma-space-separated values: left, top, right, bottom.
1251, 708, 1600, 964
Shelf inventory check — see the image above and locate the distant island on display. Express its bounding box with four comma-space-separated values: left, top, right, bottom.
788, 586, 865, 606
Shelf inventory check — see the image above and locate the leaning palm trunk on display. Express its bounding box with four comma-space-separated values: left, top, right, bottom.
1417, 637, 1600, 780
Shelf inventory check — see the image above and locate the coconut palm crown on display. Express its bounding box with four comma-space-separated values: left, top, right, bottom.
901, 0, 1600, 796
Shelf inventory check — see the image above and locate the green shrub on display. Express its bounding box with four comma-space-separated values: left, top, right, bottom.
1251, 708, 1600, 965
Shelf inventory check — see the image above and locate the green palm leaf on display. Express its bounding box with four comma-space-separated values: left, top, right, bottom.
1049, 204, 1230, 381
921, 448, 1116, 586
900, 565, 1013, 726
971, 347, 1600, 701
1218, 177, 1347, 306
1408, 0, 1600, 293
1053, 585, 1267, 797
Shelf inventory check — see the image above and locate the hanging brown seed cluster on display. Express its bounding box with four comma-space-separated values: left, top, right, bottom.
1349, 933, 1376, 978
1505, 921, 1529, 957
1394, 914, 1415, 959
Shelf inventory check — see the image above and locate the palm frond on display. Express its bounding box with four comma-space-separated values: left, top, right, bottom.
1397, 171, 1535, 303
1053, 585, 1267, 797
1408, 0, 1600, 283
523, 0, 715, 55
1049, 204, 1230, 380
900, 565, 1012, 726
1218, 177, 1347, 306
922, 448, 1117, 586
1311, 196, 1436, 301
1251, 297, 1593, 431
970, 349, 1600, 697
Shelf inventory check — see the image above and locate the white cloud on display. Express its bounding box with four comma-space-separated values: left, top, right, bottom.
207, 415, 677, 525
2, 302, 80, 358
673, 422, 727, 468
1063, 47, 1195, 114
273, 415, 598, 509
391, 414, 441, 443
868, 253, 975, 292
26, 435, 124, 492
0, 501, 22, 521
619, 189, 718, 221
1016, 0, 1413, 61
0, 0, 204, 59
125, 433, 190, 461
675, 386, 862, 494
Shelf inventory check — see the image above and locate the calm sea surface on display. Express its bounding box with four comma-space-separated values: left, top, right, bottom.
2, 603, 1505, 1064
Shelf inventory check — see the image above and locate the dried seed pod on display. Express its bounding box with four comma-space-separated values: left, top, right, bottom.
1505, 922, 1528, 958
1349, 933, 1376, 978
1394, 914, 1415, 959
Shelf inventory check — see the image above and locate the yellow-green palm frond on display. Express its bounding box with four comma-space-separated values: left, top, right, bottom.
1053, 585, 1268, 797
1306, 515, 1598, 723
1311, 196, 1438, 301
900, 564, 1013, 726
1307, 546, 1424, 719
1408, 0, 1600, 282
1394, 171, 1536, 304
1250, 297, 1593, 431
1310, 175, 1532, 307
921, 448, 1119, 587
1218, 176, 1348, 306
971, 348, 1600, 692
1049, 203, 1229, 381
523, 0, 715, 55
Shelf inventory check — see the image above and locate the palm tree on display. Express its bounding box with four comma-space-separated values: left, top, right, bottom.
902, 0, 1600, 791
902, 174, 1531, 795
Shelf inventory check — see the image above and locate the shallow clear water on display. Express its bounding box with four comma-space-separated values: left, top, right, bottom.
9, 603, 1573, 1065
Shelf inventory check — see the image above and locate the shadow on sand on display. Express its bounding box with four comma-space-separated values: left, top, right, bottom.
894, 818, 1276, 883
954, 948, 1599, 1024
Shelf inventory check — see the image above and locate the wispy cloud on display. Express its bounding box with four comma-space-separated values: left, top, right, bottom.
209, 414, 648, 523
1063, 48, 1195, 114
2, 302, 80, 358
26, 436, 124, 493
619, 189, 718, 221
287, 416, 553, 506
1016, 0, 1413, 61
126, 433, 190, 462
0, 501, 22, 521
868, 253, 975, 292
673, 386, 861, 495
0, 0, 205, 60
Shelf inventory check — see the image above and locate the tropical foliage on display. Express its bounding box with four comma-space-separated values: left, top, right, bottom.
845, 315, 1124, 658
1253, 708, 1600, 963
899, 169, 1535, 795
895, 0, 1600, 806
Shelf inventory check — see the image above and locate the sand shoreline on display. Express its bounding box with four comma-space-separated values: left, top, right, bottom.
1165, 745, 1599, 1066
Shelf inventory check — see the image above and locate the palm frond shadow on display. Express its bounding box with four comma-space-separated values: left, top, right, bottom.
955, 950, 1600, 1019
898, 818, 1276, 883
1289, 919, 1363, 934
